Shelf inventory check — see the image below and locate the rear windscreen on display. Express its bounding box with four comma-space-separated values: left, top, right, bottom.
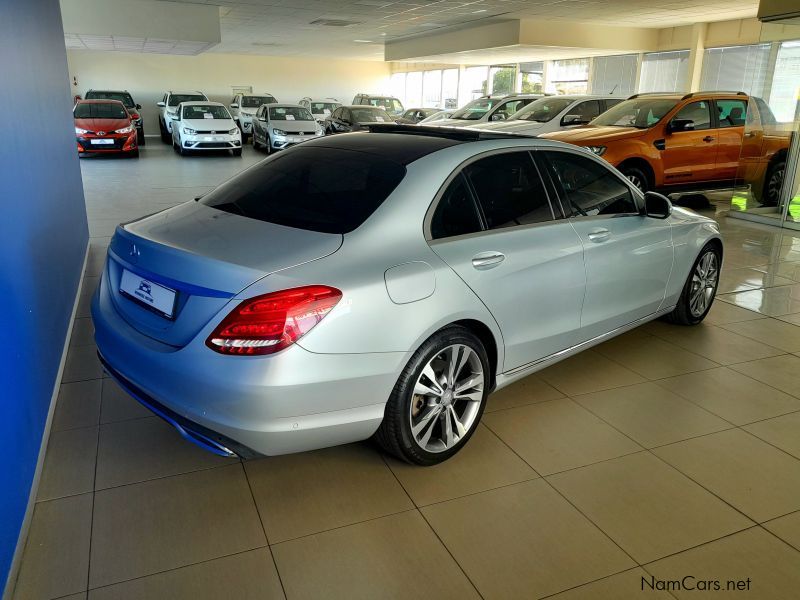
74, 103, 128, 119
200, 147, 406, 234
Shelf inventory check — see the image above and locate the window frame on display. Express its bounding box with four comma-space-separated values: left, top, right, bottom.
713, 98, 748, 129
536, 148, 644, 220
424, 147, 561, 242
669, 99, 714, 132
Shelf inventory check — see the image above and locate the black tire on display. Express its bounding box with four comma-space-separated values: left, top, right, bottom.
137, 129, 146, 146
159, 119, 170, 144
129, 149, 139, 158
663, 242, 721, 326
375, 326, 490, 466
620, 165, 650, 193
178, 143, 188, 156
252, 134, 261, 150
232, 148, 242, 157
762, 160, 786, 207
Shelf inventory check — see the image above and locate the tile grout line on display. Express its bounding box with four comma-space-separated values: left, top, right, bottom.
84, 546, 270, 595
377, 451, 486, 599
480, 422, 643, 572
239, 462, 289, 600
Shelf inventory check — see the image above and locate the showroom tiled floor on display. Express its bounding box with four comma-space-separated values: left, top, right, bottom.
11, 144, 800, 599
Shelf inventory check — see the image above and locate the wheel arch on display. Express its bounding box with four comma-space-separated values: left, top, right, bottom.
451, 319, 499, 392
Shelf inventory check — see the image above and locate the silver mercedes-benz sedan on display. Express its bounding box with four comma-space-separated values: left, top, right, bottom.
92, 126, 722, 465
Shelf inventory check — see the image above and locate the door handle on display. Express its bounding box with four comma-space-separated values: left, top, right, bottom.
587, 228, 610, 243
744, 131, 756, 138
702, 136, 715, 143
471, 252, 505, 269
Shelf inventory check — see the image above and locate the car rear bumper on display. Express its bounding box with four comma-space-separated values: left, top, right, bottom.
91, 266, 402, 457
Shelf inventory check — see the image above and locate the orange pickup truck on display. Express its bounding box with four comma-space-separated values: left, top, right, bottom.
541, 92, 789, 206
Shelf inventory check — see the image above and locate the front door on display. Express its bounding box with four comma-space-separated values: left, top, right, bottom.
541, 150, 673, 340
662, 100, 719, 185
428, 151, 586, 371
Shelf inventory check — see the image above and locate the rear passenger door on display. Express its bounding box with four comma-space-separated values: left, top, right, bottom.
714, 98, 748, 181
541, 150, 673, 339
428, 151, 586, 370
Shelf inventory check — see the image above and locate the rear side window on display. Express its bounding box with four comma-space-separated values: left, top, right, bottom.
544, 151, 638, 217
464, 152, 554, 229
199, 148, 406, 234
430, 174, 483, 239
717, 99, 747, 128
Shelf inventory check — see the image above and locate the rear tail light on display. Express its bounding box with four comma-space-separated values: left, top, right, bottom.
206, 285, 342, 355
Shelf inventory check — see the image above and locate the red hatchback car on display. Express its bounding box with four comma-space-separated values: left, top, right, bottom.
74, 99, 138, 157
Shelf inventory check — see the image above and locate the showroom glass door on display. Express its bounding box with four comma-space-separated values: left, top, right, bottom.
728, 32, 800, 231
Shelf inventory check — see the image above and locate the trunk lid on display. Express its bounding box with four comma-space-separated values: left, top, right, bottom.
107, 202, 342, 347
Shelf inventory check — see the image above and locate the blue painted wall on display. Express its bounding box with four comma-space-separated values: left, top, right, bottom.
0, 0, 89, 589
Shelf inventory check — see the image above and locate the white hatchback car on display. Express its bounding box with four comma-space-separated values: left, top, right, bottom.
229, 93, 277, 141
171, 101, 243, 156
298, 97, 342, 123
468, 95, 624, 136
157, 90, 208, 142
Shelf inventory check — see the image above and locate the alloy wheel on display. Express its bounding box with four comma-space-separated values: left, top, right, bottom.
766, 164, 785, 206
626, 174, 645, 192
410, 344, 484, 453
689, 251, 718, 317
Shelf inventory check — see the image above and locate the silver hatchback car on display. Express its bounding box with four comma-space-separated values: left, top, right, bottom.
92, 126, 722, 465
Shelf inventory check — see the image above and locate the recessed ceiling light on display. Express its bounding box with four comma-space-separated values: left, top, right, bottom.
353, 39, 374, 43
472, 9, 487, 13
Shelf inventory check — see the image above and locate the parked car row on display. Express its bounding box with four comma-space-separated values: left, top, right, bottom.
72, 88, 788, 205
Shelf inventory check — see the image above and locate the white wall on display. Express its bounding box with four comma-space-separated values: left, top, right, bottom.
66, 50, 391, 135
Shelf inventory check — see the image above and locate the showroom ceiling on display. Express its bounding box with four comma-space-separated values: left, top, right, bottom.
166, 0, 759, 59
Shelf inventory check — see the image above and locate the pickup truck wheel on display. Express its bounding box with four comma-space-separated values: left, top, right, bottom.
620, 166, 650, 193
763, 160, 785, 207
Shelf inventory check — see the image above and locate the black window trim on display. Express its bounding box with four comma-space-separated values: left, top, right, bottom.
537, 147, 644, 219
424, 147, 562, 242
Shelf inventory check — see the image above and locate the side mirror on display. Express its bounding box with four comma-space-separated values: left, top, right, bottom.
668, 118, 694, 133
230, 103, 239, 108
490, 113, 506, 121
644, 191, 672, 219
135, 103, 142, 110
157, 101, 165, 107
562, 114, 588, 126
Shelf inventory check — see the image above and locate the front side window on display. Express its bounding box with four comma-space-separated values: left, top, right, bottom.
169, 94, 206, 107
716, 99, 747, 128
516, 97, 573, 122
564, 100, 602, 124
242, 95, 276, 108
491, 99, 530, 120
671, 100, 712, 130
545, 151, 638, 217
200, 148, 406, 234
430, 174, 483, 239
464, 152, 553, 229
182, 104, 231, 120
592, 98, 677, 128
268, 106, 314, 121
451, 98, 498, 120
74, 102, 128, 119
